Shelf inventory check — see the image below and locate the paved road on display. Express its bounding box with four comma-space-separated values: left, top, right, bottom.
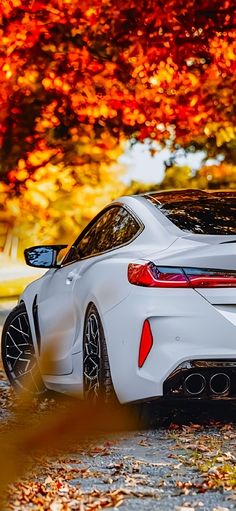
1, 304, 236, 510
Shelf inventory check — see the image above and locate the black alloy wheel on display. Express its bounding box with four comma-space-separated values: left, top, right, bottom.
83, 304, 115, 403
1, 303, 45, 394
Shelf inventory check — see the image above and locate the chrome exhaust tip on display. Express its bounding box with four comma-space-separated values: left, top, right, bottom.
209, 373, 231, 395
184, 373, 206, 395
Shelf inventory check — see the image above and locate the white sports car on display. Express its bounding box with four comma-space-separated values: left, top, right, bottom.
2, 189, 236, 405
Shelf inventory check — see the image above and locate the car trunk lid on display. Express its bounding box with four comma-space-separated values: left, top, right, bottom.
152, 237, 236, 272
149, 237, 236, 306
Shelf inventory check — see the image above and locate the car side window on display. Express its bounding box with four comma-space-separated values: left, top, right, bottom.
78, 206, 140, 258
63, 206, 141, 264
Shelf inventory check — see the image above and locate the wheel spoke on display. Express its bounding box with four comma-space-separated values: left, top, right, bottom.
84, 312, 101, 400
7, 331, 22, 350
18, 316, 23, 332
4, 311, 39, 392
10, 324, 29, 337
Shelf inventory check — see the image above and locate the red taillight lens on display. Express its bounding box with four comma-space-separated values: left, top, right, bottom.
128, 263, 189, 287
138, 320, 153, 368
128, 263, 236, 288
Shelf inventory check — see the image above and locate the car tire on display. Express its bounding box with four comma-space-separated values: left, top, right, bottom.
1, 303, 45, 395
83, 303, 116, 404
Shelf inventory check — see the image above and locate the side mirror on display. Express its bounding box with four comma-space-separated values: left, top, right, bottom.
24, 245, 68, 268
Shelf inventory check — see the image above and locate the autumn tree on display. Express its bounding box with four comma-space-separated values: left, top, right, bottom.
0, 0, 235, 250
1, 0, 236, 176
133, 162, 236, 193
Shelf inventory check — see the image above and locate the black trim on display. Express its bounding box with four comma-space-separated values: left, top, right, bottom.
32, 294, 41, 354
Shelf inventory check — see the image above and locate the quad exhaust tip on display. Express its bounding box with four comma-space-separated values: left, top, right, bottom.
184, 372, 231, 396
209, 373, 231, 395
184, 373, 206, 395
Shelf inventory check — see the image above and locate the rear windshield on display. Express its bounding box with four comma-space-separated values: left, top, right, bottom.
146, 196, 236, 235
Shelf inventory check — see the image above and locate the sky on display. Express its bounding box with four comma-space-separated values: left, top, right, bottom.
119, 142, 219, 183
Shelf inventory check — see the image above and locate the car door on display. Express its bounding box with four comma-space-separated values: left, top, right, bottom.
36, 258, 88, 375
36, 205, 142, 376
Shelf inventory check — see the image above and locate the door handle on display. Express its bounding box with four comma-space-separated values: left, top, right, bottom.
66, 271, 81, 285
66, 272, 76, 284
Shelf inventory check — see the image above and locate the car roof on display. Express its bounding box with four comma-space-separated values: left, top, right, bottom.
141, 188, 236, 206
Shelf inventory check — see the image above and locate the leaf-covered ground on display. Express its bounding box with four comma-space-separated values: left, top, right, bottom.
1, 366, 236, 511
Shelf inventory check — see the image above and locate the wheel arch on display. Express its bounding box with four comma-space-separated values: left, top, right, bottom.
18, 295, 40, 357
82, 300, 116, 402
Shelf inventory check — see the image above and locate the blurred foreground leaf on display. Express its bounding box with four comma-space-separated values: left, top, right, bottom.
0, 394, 135, 508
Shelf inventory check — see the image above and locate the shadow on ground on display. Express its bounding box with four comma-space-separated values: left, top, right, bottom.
137, 399, 236, 429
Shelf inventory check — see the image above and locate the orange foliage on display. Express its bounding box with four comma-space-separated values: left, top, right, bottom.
0, 1, 235, 250
0, 0, 235, 182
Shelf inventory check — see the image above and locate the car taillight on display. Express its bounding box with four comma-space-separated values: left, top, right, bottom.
128, 263, 236, 288
185, 268, 236, 287
138, 320, 153, 368
128, 263, 189, 287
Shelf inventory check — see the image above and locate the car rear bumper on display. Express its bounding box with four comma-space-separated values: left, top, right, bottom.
103, 287, 236, 404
